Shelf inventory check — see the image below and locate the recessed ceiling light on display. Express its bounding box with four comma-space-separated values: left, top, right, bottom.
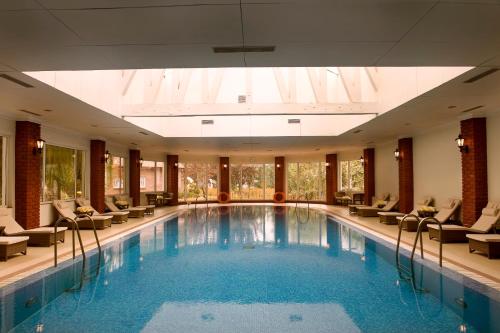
404, 123, 411, 126
139, 131, 149, 136
43, 109, 52, 112
213, 46, 275, 53
461, 105, 484, 113
90, 124, 98, 128
130, 142, 138, 146
18, 109, 41, 116
288, 119, 300, 124
448, 105, 457, 109
201, 119, 214, 125
353, 129, 362, 134
184, 150, 189, 152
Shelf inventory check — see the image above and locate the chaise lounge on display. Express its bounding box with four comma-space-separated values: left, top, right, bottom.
378, 197, 433, 224
0, 236, 29, 261
348, 193, 391, 214
106, 198, 146, 218
397, 198, 461, 232
427, 202, 500, 243
357, 199, 400, 217
53, 200, 113, 230
76, 198, 129, 224
0, 208, 66, 247
114, 195, 155, 215
467, 234, 500, 259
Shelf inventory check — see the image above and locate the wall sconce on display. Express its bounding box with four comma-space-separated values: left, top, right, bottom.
139, 157, 144, 167
174, 162, 178, 168
455, 134, 468, 153
359, 156, 364, 166
276, 163, 281, 168
104, 150, 110, 163
394, 148, 400, 161
325, 162, 330, 167
34, 139, 45, 155
223, 164, 228, 169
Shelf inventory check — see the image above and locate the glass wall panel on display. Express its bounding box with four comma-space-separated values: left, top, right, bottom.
178, 163, 218, 201
105, 156, 125, 195
230, 163, 274, 200
155, 162, 165, 191
42, 145, 84, 201
140, 160, 165, 192
340, 160, 364, 192
286, 162, 326, 201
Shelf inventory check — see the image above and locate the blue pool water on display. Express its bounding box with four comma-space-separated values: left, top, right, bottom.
1, 206, 499, 332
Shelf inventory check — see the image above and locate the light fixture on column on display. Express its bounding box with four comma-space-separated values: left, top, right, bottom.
394, 148, 400, 161
104, 150, 110, 163
34, 139, 45, 155
360, 156, 365, 166
139, 157, 144, 167
174, 162, 178, 168
223, 163, 228, 169
276, 163, 281, 168
455, 134, 468, 153
325, 162, 330, 167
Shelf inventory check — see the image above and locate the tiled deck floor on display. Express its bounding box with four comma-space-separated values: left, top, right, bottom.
1, 204, 499, 290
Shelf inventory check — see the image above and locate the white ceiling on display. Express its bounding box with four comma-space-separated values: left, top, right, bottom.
1, 66, 499, 156
0, 1, 500, 70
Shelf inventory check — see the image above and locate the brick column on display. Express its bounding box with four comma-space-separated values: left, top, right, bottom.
90, 140, 106, 213
129, 149, 141, 206
275, 156, 285, 194
363, 148, 375, 205
166, 155, 179, 205
398, 138, 414, 213
326, 154, 338, 205
15, 121, 41, 229
461, 118, 488, 227
219, 157, 230, 195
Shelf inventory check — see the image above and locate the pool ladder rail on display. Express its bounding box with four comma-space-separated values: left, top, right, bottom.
396, 215, 443, 291
53, 214, 102, 291
294, 192, 312, 224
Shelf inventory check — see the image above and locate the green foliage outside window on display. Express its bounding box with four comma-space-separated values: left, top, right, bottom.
286, 162, 326, 201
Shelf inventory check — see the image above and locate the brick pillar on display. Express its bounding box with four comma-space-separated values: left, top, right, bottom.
326, 154, 338, 205
129, 149, 141, 206
220, 157, 230, 195
166, 155, 179, 205
90, 140, 106, 213
15, 121, 41, 229
275, 157, 285, 195
398, 138, 414, 213
461, 118, 488, 227
363, 148, 375, 205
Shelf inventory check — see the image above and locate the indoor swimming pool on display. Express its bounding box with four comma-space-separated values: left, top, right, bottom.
1, 206, 499, 332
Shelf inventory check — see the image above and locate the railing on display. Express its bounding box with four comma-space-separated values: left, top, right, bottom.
53, 214, 103, 291
294, 192, 311, 224
396, 214, 443, 292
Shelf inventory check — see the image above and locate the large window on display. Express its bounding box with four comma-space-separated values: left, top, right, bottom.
231, 163, 275, 200
140, 161, 165, 192
42, 144, 85, 201
340, 160, 364, 191
178, 163, 218, 201
287, 162, 326, 201
105, 156, 125, 195
0, 137, 5, 206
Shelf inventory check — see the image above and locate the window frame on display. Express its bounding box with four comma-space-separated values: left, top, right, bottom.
339, 159, 364, 192
230, 162, 274, 201
40, 143, 86, 203
178, 162, 219, 201
105, 154, 126, 196
0, 136, 6, 207
140, 160, 165, 193
286, 161, 326, 201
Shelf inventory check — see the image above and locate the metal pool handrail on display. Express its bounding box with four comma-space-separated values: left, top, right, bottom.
54, 217, 85, 268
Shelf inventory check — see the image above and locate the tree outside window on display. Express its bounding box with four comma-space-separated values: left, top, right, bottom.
178, 163, 218, 201
230, 163, 274, 200
42, 144, 85, 201
340, 160, 364, 192
105, 156, 125, 195
286, 162, 326, 201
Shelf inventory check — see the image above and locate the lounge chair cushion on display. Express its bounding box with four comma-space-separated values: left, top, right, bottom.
466, 234, 500, 243
378, 212, 405, 217
76, 215, 112, 222
427, 224, 467, 231
0, 214, 25, 235
22, 227, 68, 233
482, 207, 498, 216
0, 236, 29, 245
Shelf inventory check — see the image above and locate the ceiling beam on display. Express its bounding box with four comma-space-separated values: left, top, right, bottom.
306, 68, 327, 104
121, 69, 137, 96
338, 68, 362, 103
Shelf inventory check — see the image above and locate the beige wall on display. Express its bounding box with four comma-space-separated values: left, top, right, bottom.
374, 141, 398, 198
413, 122, 462, 209
487, 112, 500, 202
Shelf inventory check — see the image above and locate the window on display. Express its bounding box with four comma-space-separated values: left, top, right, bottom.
340, 160, 364, 191
42, 144, 85, 201
140, 161, 165, 192
178, 163, 218, 201
0, 137, 5, 206
105, 156, 125, 195
287, 162, 326, 201
230, 163, 275, 200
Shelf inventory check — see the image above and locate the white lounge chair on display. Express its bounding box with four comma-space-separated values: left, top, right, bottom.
53, 200, 112, 230
76, 198, 129, 224
397, 198, 461, 232
0, 208, 66, 247
378, 196, 433, 224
